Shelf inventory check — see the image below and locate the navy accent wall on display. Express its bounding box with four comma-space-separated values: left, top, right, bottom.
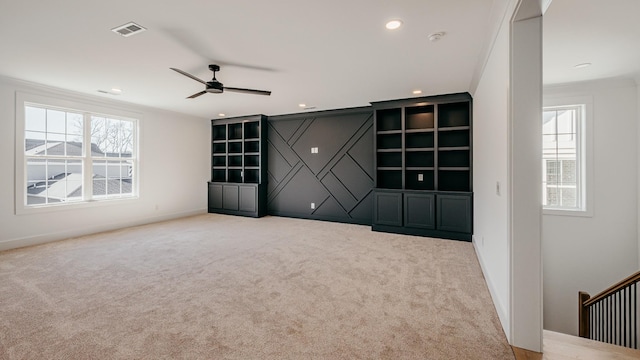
267, 107, 374, 225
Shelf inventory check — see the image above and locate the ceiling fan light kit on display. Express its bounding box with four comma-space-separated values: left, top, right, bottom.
171, 64, 271, 99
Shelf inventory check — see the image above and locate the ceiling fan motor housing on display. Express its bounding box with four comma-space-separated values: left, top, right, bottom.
206, 80, 224, 93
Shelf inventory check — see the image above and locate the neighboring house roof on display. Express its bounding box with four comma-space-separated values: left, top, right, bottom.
68, 177, 132, 198
25, 139, 105, 156
29, 173, 131, 199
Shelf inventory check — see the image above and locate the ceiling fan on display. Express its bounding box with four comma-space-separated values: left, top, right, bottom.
170, 64, 271, 99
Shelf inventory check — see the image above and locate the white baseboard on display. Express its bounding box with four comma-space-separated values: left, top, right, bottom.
0, 209, 207, 252
473, 238, 511, 343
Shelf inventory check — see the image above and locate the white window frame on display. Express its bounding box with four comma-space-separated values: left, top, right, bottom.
542, 95, 593, 217
15, 91, 141, 214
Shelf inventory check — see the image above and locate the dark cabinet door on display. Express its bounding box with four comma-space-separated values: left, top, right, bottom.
239, 185, 257, 213
222, 184, 239, 211
373, 191, 403, 226
437, 193, 472, 233
209, 184, 223, 209
404, 193, 435, 229
209, 182, 261, 217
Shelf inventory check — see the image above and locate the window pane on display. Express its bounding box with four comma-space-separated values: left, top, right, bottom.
555, 110, 575, 134
90, 118, 135, 157
561, 188, 576, 208
47, 109, 66, 134
542, 111, 557, 135
546, 160, 558, 184
67, 112, 84, 145
91, 116, 107, 156
120, 121, 134, 157
25, 108, 83, 157
542, 134, 556, 149
25, 106, 46, 132
26, 159, 82, 204
542, 105, 583, 211
546, 187, 559, 207
561, 160, 576, 184
25, 131, 46, 153
92, 160, 108, 196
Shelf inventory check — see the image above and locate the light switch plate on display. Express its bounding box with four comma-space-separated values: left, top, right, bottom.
418, 173, 423, 182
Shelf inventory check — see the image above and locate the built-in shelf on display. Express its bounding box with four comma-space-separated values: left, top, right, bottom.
371, 93, 473, 241
209, 115, 267, 218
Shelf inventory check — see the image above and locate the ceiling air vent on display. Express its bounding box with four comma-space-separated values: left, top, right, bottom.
111, 22, 146, 37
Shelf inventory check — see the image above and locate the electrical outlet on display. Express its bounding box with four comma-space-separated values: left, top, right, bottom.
310, 202, 315, 209
418, 173, 424, 182
496, 181, 500, 196
311, 147, 319, 154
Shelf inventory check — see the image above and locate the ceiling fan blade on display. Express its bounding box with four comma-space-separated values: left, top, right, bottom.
225, 87, 271, 96
170, 67, 207, 85
187, 90, 207, 99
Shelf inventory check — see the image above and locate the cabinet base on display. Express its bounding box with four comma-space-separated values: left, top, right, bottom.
207, 208, 264, 218
372, 224, 471, 242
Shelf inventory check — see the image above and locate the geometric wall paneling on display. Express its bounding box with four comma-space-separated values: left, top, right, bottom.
267, 107, 374, 225
267, 165, 330, 215
271, 118, 306, 144
331, 153, 372, 201
320, 171, 358, 211
267, 136, 294, 183
311, 196, 350, 219
345, 125, 374, 179
346, 191, 374, 223
290, 111, 369, 175
268, 125, 300, 172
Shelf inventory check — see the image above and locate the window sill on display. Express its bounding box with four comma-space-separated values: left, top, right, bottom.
15, 196, 139, 215
543, 207, 592, 217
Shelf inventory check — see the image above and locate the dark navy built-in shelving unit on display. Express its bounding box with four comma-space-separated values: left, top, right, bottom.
208, 115, 267, 217
371, 93, 473, 241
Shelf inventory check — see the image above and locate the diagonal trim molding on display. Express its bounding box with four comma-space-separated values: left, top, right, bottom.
267, 108, 374, 225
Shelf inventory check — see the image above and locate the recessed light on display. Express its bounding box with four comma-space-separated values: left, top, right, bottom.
413, 90, 422, 95
97, 89, 121, 95
218, 113, 226, 117
385, 20, 403, 30
428, 32, 445, 42
573, 62, 592, 69
298, 103, 306, 108
111, 88, 122, 93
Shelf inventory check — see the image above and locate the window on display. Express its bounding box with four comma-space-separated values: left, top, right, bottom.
17, 93, 138, 212
542, 103, 588, 214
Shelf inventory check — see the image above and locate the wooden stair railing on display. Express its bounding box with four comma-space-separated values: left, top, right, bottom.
579, 270, 640, 349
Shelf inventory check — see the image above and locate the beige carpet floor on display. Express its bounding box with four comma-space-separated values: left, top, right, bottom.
0, 214, 514, 359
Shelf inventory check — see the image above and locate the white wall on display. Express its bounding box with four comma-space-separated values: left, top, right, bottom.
0, 77, 210, 251
472, 0, 544, 351
638, 77, 640, 267
471, 0, 512, 339
542, 78, 639, 335
509, 11, 543, 351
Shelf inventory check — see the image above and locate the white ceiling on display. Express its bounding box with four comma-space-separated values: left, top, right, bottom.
543, 0, 640, 85
1, 1, 638, 120
0, 0, 494, 119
